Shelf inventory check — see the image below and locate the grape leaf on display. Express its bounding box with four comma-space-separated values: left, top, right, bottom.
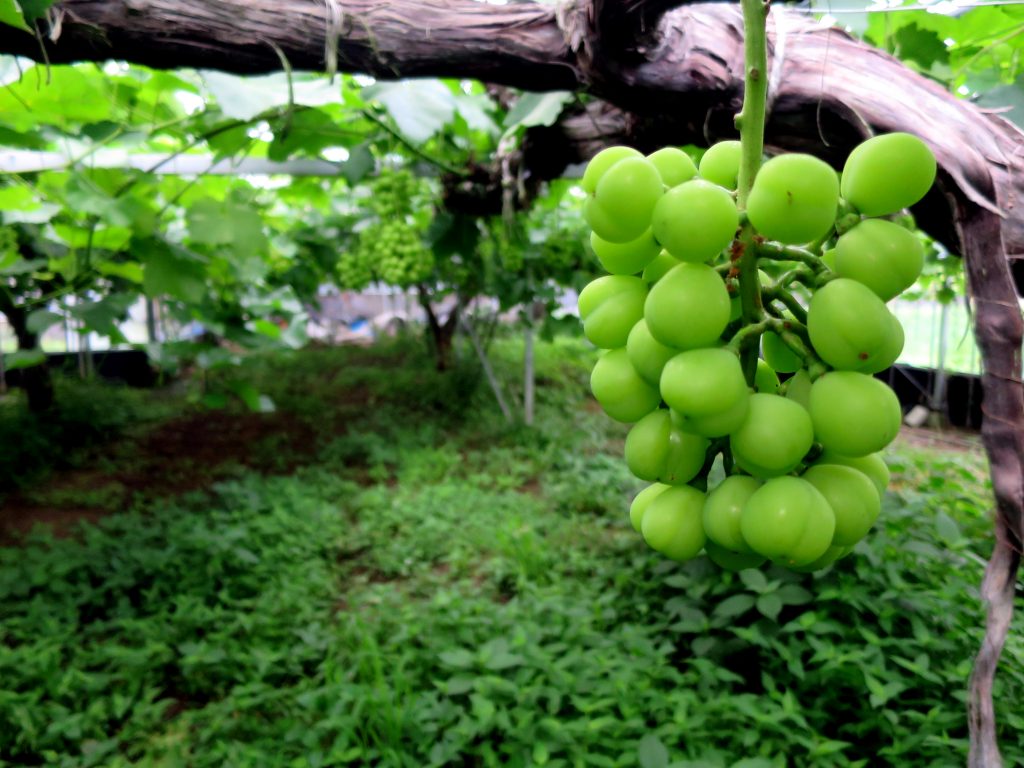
95, 259, 145, 284
186, 197, 267, 256
138, 239, 208, 304
0, 66, 116, 131
894, 24, 950, 71
26, 310, 62, 335
3, 349, 46, 370
202, 71, 340, 121
453, 92, 499, 136
364, 79, 457, 144
268, 108, 353, 161
0, 0, 30, 31
0, 257, 47, 276
503, 91, 573, 131
16, 0, 53, 22
69, 293, 136, 341
342, 142, 375, 184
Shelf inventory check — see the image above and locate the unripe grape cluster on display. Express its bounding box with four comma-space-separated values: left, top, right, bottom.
368, 220, 434, 286
579, 134, 936, 572
339, 169, 435, 289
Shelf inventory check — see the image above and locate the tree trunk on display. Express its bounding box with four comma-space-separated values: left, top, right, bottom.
0, 300, 55, 414
417, 289, 461, 372
957, 205, 1024, 768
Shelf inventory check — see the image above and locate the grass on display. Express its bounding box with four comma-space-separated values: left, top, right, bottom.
0, 332, 1021, 767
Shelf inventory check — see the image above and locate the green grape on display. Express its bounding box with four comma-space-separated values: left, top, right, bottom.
703, 474, 762, 553
582, 146, 643, 194
647, 147, 699, 187
789, 544, 852, 573
641, 485, 707, 561
660, 347, 749, 421
699, 140, 742, 190
801, 464, 880, 546
338, 244, 375, 289
740, 476, 836, 567
762, 331, 802, 373
815, 450, 890, 499
590, 157, 664, 242
641, 250, 681, 284
645, 263, 731, 349
705, 540, 767, 570
626, 319, 678, 387
807, 279, 904, 373
584, 197, 636, 243
841, 132, 937, 216
783, 369, 813, 410
755, 359, 780, 394
676, 398, 750, 438
834, 219, 925, 301
651, 180, 739, 262
730, 393, 815, 478
590, 229, 661, 275
578, 276, 648, 349
630, 483, 671, 533
821, 248, 837, 271
809, 371, 902, 457
625, 409, 709, 485
590, 348, 661, 423
746, 153, 839, 245
373, 221, 435, 287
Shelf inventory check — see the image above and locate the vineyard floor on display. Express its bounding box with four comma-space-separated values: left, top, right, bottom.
1, 336, 1021, 767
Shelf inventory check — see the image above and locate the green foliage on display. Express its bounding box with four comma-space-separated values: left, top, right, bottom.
0, 339, 1019, 767
0, 377, 169, 493
818, 1, 1024, 128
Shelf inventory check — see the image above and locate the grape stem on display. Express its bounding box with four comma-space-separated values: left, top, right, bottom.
763, 285, 808, 324
728, 312, 827, 378
733, 0, 770, 387
766, 265, 819, 292
756, 242, 825, 272
770, 321, 828, 379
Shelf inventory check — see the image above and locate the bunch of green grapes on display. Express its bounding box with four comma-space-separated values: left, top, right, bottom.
352, 169, 435, 288
337, 244, 375, 290
371, 220, 434, 286
372, 169, 421, 218
579, 134, 935, 571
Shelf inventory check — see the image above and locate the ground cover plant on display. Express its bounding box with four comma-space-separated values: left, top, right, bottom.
0, 337, 1021, 767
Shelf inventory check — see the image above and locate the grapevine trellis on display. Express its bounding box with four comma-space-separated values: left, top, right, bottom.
5, 1, 1023, 764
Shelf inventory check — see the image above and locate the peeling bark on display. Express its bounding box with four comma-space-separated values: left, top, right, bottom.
957, 205, 1024, 768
